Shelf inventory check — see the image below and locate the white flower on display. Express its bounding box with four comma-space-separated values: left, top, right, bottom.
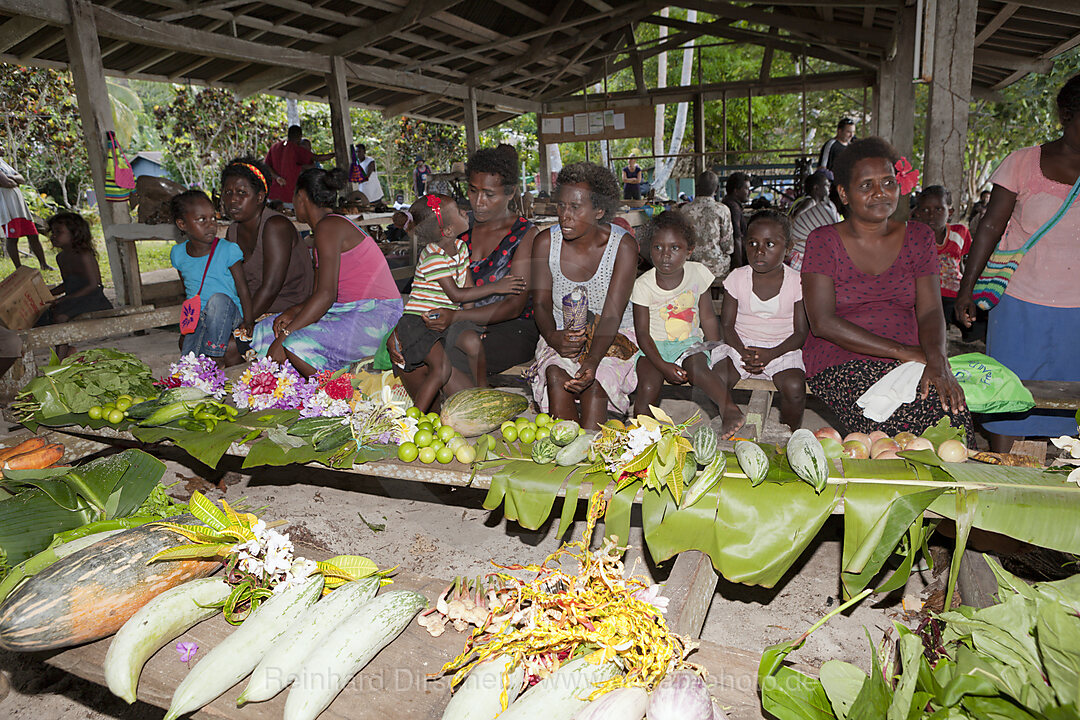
397, 416, 419, 444
250, 519, 268, 543
238, 554, 264, 577
633, 584, 670, 614
1051, 436, 1080, 459
1070, 467, 1080, 487
619, 425, 662, 463
291, 557, 317, 579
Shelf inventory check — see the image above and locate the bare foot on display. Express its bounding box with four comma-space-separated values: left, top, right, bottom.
719, 406, 745, 440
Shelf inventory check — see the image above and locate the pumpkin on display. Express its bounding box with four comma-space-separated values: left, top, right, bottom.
439, 388, 529, 437
0, 515, 220, 652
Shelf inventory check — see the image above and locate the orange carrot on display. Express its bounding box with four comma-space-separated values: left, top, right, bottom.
0, 438, 46, 464
4, 444, 65, 471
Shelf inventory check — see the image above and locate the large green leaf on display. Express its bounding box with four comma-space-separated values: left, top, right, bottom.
847, 631, 893, 716
819, 660, 867, 719
603, 477, 640, 546
761, 668, 836, 720
0, 489, 94, 564
887, 633, 925, 720
1037, 598, 1080, 708
133, 423, 262, 468
480, 459, 582, 531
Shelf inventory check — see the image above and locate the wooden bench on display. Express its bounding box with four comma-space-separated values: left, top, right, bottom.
0, 304, 183, 399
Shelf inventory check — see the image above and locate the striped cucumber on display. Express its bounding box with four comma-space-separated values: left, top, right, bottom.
163, 574, 323, 720
441, 654, 525, 720
238, 577, 380, 705
495, 656, 620, 719
733, 440, 770, 486
283, 590, 426, 720
681, 453, 727, 509
104, 577, 231, 704
786, 429, 829, 493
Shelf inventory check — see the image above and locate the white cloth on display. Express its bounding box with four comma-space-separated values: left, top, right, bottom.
856, 361, 925, 422
358, 158, 383, 202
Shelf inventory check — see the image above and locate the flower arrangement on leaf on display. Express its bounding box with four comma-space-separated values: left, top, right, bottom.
1051, 430, 1080, 486
588, 407, 699, 504
158, 353, 228, 399
232, 357, 314, 411
150, 491, 390, 623
349, 383, 417, 446
300, 370, 358, 419
434, 491, 693, 707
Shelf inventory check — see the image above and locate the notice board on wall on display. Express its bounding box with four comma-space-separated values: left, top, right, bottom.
538, 104, 654, 144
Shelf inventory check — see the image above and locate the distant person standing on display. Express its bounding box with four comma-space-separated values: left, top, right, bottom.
818, 118, 856, 172
413, 156, 433, 199
788, 170, 841, 271
0, 155, 51, 270
722, 171, 751, 268
966, 188, 991, 234
264, 125, 333, 206
622, 156, 645, 200
682, 170, 734, 280
353, 143, 383, 203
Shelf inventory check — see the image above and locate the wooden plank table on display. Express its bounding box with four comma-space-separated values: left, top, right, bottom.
38, 554, 784, 720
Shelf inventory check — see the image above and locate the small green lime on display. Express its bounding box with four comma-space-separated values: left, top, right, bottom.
398, 442, 419, 462
501, 420, 516, 431
115, 397, 132, 412
87, 406, 103, 420
518, 426, 536, 444
438, 425, 457, 442
430, 439, 444, 452
447, 436, 466, 452
117, 394, 133, 403
501, 425, 518, 442
515, 416, 530, 430
455, 444, 477, 464
418, 446, 437, 464
413, 429, 434, 448
107, 409, 125, 424
406, 406, 423, 419
535, 426, 551, 441
425, 412, 441, 427
535, 412, 552, 427
436, 446, 454, 464
417, 421, 433, 434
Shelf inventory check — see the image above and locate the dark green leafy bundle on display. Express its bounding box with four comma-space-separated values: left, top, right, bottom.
13, 348, 156, 419
759, 556, 1080, 719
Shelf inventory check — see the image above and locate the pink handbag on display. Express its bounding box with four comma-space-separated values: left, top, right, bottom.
179, 239, 218, 335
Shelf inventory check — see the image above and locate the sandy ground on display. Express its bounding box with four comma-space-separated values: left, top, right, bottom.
0, 328, 964, 720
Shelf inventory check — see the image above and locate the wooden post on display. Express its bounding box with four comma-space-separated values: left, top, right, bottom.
464, 86, 479, 156
923, 0, 977, 196
327, 56, 353, 175
721, 92, 727, 166
876, 3, 917, 164
536, 111, 552, 194
63, 0, 133, 306
693, 92, 705, 175
747, 89, 753, 153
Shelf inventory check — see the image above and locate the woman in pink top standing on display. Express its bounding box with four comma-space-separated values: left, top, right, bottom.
802, 137, 973, 440
956, 74, 1080, 450
251, 167, 402, 376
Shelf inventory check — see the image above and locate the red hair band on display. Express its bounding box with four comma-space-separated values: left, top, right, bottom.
239, 163, 267, 193
426, 195, 443, 229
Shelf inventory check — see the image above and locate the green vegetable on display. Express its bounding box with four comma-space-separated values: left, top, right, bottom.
554, 433, 592, 466
439, 388, 530, 437
126, 387, 208, 419
494, 657, 620, 720
531, 438, 558, 464
786, 429, 830, 493
691, 424, 718, 465
140, 401, 198, 427
440, 654, 524, 720
13, 348, 156, 419
734, 440, 769, 486
681, 453, 726, 509
550, 420, 581, 447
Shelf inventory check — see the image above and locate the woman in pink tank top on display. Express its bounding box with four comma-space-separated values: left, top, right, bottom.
250, 167, 402, 376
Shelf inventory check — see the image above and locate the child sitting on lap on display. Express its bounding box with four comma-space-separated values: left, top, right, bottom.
631, 211, 728, 418
711, 210, 808, 438
170, 190, 253, 365
395, 194, 525, 411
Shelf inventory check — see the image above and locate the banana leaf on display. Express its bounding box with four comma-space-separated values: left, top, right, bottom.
480, 459, 587, 531
0, 489, 95, 565
134, 422, 262, 467
602, 476, 639, 546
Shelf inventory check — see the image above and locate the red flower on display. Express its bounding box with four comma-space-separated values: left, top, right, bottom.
250, 371, 277, 395
324, 376, 354, 400
156, 375, 182, 389
894, 157, 920, 196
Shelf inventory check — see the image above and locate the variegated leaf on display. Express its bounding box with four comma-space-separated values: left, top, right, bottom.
188, 491, 229, 530
149, 542, 232, 563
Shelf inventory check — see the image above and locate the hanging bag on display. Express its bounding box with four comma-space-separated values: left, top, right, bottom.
973, 173, 1080, 310
103, 131, 136, 202
179, 239, 219, 335
349, 145, 367, 184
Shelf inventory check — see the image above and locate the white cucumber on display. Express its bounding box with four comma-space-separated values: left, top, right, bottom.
238, 576, 380, 705
786, 429, 829, 493
283, 590, 427, 720
441, 654, 525, 720
104, 577, 231, 704
163, 574, 324, 720
495, 657, 621, 720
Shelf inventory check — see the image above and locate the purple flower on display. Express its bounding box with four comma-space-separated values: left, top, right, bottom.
176, 641, 198, 662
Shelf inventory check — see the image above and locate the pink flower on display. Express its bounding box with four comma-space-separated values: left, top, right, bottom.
250, 371, 277, 395
176, 641, 198, 662
894, 157, 919, 196
324, 377, 353, 401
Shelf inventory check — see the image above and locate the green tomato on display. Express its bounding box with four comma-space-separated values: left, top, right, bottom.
397, 442, 419, 462
87, 406, 103, 420
455, 443, 477, 464
436, 446, 454, 464
535, 412, 552, 427
514, 416, 530, 430
438, 425, 457, 443
413, 429, 434, 448
114, 397, 132, 412
418, 446, 437, 464
416, 421, 433, 435
518, 426, 536, 444
425, 412, 441, 427
535, 426, 551, 441
501, 425, 518, 442
107, 409, 125, 424
406, 406, 423, 419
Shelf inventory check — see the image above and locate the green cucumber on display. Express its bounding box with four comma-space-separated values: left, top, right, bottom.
554, 433, 593, 466
104, 577, 231, 704
283, 590, 426, 720
163, 575, 324, 720
238, 577, 380, 705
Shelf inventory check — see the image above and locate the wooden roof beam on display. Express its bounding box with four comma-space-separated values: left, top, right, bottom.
153, 0, 252, 22
490, 0, 546, 24
992, 29, 1080, 90
536, 35, 603, 96
974, 47, 1053, 73
975, 3, 1020, 46
671, 0, 892, 47
0, 15, 44, 53
251, 0, 367, 27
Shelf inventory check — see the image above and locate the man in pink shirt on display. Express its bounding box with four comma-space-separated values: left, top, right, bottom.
264, 125, 333, 205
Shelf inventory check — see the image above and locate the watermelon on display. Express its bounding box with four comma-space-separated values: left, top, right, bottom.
692, 424, 718, 465
531, 438, 557, 464
439, 388, 529, 437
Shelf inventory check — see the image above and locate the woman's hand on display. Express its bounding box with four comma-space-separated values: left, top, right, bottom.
563, 358, 597, 394
919, 362, 966, 414
896, 344, 927, 365
386, 329, 406, 368
660, 362, 688, 385
550, 328, 587, 358
491, 275, 527, 296
954, 289, 977, 329
272, 308, 298, 337
267, 337, 288, 364
422, 308, 455, 333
